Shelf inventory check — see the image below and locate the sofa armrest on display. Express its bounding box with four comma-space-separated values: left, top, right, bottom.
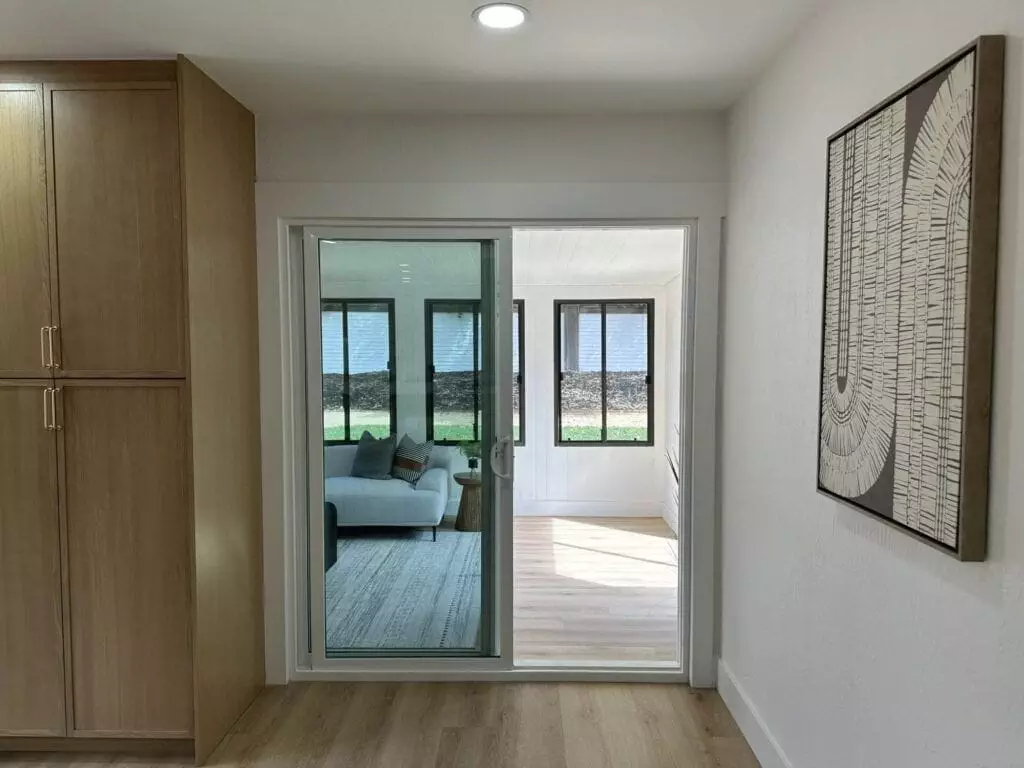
415, 467, 449, 502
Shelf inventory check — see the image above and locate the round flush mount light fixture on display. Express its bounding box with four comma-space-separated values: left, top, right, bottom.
473, 3, 528, 30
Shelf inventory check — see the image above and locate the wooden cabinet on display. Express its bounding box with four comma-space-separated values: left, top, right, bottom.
0, 383, 66, 736
0, 59, 263, 764
50, 87, 185, 377
62, 383, 193, 736
0, 87, 53, 378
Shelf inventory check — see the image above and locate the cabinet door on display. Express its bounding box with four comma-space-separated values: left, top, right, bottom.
61, 382, 193, 736
0, 87, 53, 377
50, 86, 185, 377
0, 382, 66, 735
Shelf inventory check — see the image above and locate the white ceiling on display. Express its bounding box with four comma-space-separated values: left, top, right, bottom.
514, 228, 685, 286
0, 0, 823, 114
320, 241, 482, 289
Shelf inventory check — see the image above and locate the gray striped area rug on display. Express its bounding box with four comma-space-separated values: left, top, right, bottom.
325, 524, 482, 650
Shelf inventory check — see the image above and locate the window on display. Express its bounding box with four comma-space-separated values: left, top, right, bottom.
555, 300, 654, 445
513, 299, 525, 446
425, 300, 482, 444
321, 299, 397, 444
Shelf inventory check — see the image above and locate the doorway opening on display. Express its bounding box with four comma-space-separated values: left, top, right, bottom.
296, 222, 693, 676
510, 227, 687, 667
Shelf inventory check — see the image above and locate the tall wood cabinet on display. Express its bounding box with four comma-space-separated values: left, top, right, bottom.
0, 59, 263, 764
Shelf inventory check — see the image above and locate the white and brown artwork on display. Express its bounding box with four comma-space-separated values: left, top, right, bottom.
817, 37, 1004, 560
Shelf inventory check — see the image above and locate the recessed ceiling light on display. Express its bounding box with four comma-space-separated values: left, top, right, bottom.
473, 3, 528, 30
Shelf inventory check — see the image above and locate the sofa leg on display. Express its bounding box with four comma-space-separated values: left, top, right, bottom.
433, 526, 437, 542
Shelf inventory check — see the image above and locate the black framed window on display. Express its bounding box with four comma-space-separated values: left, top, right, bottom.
425, 300, 482, 444
513, 299, 525, 446
321, 299, 397, 444
555, 300, 654, 446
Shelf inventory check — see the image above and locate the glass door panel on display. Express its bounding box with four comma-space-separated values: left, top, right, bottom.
305, 232, 512, 661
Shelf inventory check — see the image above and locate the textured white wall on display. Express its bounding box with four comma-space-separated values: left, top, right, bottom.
722, 1, 1024, 767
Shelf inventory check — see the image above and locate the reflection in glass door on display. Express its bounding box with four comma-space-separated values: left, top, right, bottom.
304, 232, 513, 661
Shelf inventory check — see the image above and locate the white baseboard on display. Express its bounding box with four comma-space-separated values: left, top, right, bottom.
662, 503, 679, 535
718, 659, 794, 768
513, 500, 665, 517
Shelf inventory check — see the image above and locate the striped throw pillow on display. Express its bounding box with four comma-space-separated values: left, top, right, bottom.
392, 434, 433, 482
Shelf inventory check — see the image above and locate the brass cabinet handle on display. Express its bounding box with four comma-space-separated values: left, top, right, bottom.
51, 388, 62, 431
43, 387, 53, 431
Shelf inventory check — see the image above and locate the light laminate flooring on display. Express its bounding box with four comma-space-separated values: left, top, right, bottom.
1, 682, 759, 768
514, 517, 679, 664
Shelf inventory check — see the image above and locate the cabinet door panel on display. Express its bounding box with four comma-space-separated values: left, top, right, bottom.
0, 87, 52, 377
63, 383, 192, 736
0, 382, 65, 735
51, 87, 184, 377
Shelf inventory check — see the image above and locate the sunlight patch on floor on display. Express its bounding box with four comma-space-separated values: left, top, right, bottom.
549, 518, 677, 588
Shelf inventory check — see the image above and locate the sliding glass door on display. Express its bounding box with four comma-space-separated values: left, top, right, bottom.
303, 228, 514, 663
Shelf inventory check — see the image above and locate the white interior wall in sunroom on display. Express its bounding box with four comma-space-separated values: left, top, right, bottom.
512, 228, 685, 524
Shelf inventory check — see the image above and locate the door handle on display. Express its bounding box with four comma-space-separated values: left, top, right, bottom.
489, 435, 514, 480
42, 388, 53, 431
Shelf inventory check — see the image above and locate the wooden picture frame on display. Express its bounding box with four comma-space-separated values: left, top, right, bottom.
816, 36, 1004, 561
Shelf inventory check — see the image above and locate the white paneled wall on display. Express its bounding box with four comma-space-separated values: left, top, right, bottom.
662, 272, 684, 533
513, 283, 677, 517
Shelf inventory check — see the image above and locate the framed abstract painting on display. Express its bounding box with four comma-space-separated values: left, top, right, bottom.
817, 36, 1005, 561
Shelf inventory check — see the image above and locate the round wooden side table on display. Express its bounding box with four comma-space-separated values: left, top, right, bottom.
453, 471, 482, 532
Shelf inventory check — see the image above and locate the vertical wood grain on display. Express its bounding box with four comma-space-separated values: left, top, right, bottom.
0, 87, 52, 377
177, 56, 264, 763
62, 382, 193, 736
0, 382, 66, 735
50, 86, 185, 377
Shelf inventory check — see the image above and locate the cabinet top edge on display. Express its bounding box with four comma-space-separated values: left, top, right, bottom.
0, 60, 176, 84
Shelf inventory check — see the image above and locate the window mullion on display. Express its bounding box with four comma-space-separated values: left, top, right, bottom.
600, 302, 608, 443
473, 304, 480, 442
388, 300, 397, 438
341, 301, 351, 442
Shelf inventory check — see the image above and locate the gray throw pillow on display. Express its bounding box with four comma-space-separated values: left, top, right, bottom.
351, 432, 396, 480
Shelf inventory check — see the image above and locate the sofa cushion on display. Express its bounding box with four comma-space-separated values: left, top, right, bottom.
325, 476, 445, 527
351, 431, 396, 480
392, 434, 433, 482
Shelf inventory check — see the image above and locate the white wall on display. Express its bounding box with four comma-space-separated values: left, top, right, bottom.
722, 2, 1024, 767
257, 114, 727, 184
513, 284, 670, 517
256, 111, 727, 684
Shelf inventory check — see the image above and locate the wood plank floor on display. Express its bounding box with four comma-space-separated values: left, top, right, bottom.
514, 517, 679, 663
1, 683, 759, 768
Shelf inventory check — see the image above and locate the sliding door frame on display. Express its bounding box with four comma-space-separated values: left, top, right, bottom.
282, 218, 709, 684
